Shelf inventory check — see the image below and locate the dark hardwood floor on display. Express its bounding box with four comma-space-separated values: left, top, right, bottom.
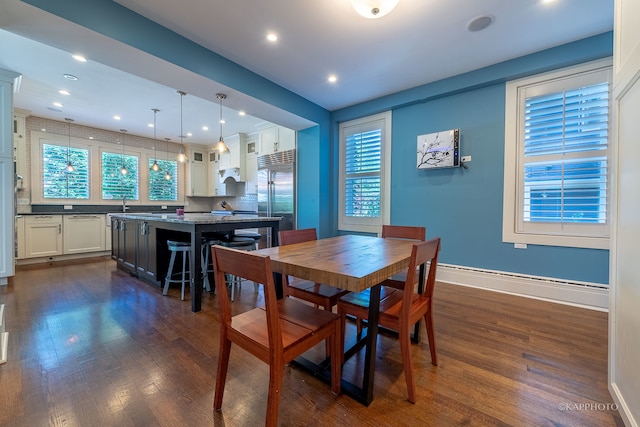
0, 257, 623, 426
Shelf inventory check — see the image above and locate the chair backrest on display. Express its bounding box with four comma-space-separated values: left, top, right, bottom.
402, 237, 441, 317
211, 246, 282, 353
382, 225, 425, 241
278, 228, 317, 246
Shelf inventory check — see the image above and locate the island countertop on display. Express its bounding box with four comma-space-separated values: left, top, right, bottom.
110, 212, 282, 224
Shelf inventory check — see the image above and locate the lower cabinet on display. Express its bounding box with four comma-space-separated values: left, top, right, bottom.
63, 215, 106, 254
24, 215, 63, 258
136, 220, 157, 282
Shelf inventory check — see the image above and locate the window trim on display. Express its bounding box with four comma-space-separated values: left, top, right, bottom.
338, 111, 391, 234
502, 58, 612, 250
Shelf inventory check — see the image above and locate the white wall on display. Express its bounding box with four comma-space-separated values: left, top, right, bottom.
610, 0, 640, 425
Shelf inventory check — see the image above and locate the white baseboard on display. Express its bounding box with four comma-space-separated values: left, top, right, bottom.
437, 263, 609, 311
0, 304, 6, 364
15, 251, 111, 266
609, 382, 639, 427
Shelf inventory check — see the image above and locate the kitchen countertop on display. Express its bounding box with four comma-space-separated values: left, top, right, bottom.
110, 212, 281, 224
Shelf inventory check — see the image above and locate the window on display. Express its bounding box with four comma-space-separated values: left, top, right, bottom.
503, 59, 612, 249
149, 158, 178, 201
42, 143, 90, 199
101, 151, 139, 201
339, 111, 391, 233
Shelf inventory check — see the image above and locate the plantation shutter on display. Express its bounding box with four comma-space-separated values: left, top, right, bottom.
101, 151, 139, 200
149, 159, 178, 201
522, 81, 609, 227
344, 125, 382, 219
42, 143, 90, 199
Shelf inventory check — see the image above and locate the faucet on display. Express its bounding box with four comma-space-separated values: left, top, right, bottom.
122, 196, 129, 212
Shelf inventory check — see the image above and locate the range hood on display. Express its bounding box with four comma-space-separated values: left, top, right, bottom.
219, 167, 243, 183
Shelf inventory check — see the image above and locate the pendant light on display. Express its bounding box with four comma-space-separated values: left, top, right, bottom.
120, 129, 128, 175
64, 118, 75, 173
213, 93, 229, 154
150, 108, 161, 171
164, 137, 172, 180
176, 90, 187, 163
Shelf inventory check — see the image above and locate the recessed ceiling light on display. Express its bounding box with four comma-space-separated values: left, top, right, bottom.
238, 111, 246, 116
114, 115, 121, 121
64, 74, 78, 81
88, 136, 94, 140
328, 75, 338, 83
72, 54, 87, 62
220, 119, 226, 124
187, 132, 193, 137
466, 14, 494, 32
53, 102, 63, 108
148, 123, 154, 128
58, 90, 70, 96
266, 33, 278, 42
41, 128, 46, 132
202, 126, 209, 131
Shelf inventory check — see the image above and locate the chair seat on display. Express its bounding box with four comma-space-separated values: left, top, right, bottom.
230, 298, 340, 363
288, 278, 350, 300
340, 281, 431, 327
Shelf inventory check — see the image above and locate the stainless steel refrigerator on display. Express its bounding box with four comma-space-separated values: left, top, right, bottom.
257, 149, 295, 246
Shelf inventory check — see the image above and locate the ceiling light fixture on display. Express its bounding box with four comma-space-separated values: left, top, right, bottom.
120, 129, 128, 175
64, 118, 75, 173
176, 90, 187, 163
266, 33, 278, 42
351, 0, 399, 19
63, 74, 78, 81
72, 54, 87, 62
164, 138, 172, 180
213, 93, 230, 154
150, 108, 161, 171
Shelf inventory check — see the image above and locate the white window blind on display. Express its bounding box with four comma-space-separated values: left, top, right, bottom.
503, 59, 612, 249
344, 128, 382, 218
149, 158, 178, 201
101, 151, 139, 200
523, 82, 609, 225
339, 111, 391, 233
42, 143, 90, 199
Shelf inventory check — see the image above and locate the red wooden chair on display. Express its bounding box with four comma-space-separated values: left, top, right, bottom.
212, 245, 341, 426
338, 237, 441, 403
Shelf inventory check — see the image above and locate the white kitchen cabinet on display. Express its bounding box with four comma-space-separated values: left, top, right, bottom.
24, 215, 63, 258
63, 214, 106, 254
16, 215, 25, 259
13, 110, 27, 188
208, 151, 222, 196
185, 144, 208, 197
258, 126, 295, 155
245, 139, 258, 194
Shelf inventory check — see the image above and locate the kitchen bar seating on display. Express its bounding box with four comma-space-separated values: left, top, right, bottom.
211, 245, 341, 426
338, 237, 441, 403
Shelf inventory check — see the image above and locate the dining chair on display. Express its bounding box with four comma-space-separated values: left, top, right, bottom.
352, 225, 426, 335
338, 237, 441, 403
211, 245, 341, 427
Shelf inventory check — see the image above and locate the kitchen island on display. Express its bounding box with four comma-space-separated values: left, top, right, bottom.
110, 212, 281, 312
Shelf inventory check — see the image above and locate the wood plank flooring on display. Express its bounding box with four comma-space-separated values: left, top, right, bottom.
0, 257, 623, 426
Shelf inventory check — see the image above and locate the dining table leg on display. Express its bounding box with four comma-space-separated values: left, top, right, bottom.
360, 283, 381, 405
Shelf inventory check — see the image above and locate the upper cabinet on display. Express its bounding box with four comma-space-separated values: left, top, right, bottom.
13, 110, 27, 188
245, 135, 258, 194
185, 144, 208, 197
257, 126, 295, 156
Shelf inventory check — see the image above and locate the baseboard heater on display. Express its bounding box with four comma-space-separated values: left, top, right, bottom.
436, 263, 609, 311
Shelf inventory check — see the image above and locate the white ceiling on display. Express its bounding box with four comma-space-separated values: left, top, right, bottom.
0, 0, 613, 146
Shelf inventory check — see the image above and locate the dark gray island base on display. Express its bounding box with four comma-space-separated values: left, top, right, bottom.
110, 213, 281, 312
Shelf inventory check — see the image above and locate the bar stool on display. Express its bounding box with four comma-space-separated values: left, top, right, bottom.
201, 236, 222, 292
220, 237, 258, 301
163, 240, 191, 301
233, 230, 262, 249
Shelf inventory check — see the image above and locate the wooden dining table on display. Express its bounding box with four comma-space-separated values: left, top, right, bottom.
254, 234, 421, 406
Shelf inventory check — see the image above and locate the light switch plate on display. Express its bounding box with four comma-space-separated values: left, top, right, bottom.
514, 243, 527, 249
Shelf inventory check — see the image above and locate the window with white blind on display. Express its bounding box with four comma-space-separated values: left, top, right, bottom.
148, 158, 178, 201
42, 143, 90, 199
339, 111, 391, 234
101, 151, 139, 201
503, 59, 612, 249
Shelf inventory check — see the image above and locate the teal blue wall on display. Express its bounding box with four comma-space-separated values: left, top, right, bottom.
23, 0, 611, 283
330, 32, 613, 284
